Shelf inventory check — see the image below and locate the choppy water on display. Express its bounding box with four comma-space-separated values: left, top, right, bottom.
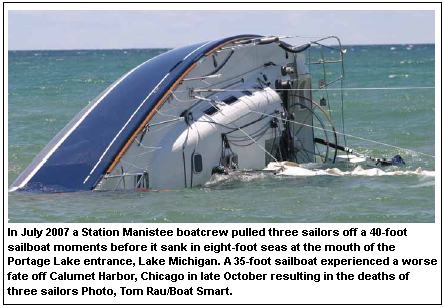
8, 44, 435, 223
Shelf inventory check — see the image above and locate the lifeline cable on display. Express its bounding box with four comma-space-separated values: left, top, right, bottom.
245, 109, 435, 158
190, 86, 435, 93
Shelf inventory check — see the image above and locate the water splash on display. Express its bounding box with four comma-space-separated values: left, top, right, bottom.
205, 172, 271, 187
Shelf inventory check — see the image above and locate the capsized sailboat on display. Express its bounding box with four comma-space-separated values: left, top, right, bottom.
10, 35, 411, 192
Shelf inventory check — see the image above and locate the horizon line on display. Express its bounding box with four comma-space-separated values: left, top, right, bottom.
7, 42, 436, 52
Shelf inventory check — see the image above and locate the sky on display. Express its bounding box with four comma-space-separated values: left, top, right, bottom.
8, 10, 436, 50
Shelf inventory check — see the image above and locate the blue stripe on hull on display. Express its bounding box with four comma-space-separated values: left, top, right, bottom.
11, 35, 259, 192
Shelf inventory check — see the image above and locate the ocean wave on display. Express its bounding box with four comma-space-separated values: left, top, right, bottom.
389, 74, 409, 78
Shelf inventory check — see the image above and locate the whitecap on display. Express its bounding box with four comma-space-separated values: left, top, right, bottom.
265, 162, 435, 178
204, 172, 270, 187
389, 74, 409, 78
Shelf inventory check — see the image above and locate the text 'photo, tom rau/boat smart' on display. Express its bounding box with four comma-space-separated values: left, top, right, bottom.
9, 35, 435, 193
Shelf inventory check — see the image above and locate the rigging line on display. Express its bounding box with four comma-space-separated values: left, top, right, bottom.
318, 45, 333, 119
115, 167, 126, 190
301, 145, 328, 161
104, 172, 147, 179
205, 50, 234, 76
198, 113, 268, 133
134, 138, 161, 149
132, 137, 162, 150
198, 63, 265, 90
125, 147, 162, 157
294, 108, 313, 136
128, 146, 158, 176
227, 124, 270, 141
215, 92, 430, 159
197, 76, 212, 86
312, 41, 342, 52
155, 108, 183, 119
174, 79, 245, 116
120, 159, 150, 171
128, 141, 161, 177
314, 142, 323, 160
183, 74, 222, 81
297, 135, 316, 163
238, 108, 435, 158
242, 91, 262, 110
122, 145, 162, 180
228, 133, 268, 147
227, 124, 270, 143
340, 77, 347, 148
226, 115, 269, 134
171, 91, 199, 103
290, 95, 338, 162
204, 99, 278, 162
226, 125, 270, 146
295, 142, 313, 163
134, 141, 163, 151
137, 120, 178, 137
291, 105, 330, 162
220, 45, 255, 74
134, 119, 178, 157
304, 106, 330, 162
146, 117, 184, 128
159, 105, 189, 115
191, 86, 435, 92
217, 42, 258, 53
130, 112, 177, 174
196, 119, 238, 131
228, 125, 269, 145
299, 36, 327, 39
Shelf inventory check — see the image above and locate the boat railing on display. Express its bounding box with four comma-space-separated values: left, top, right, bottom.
306, 35, 346, 92
103, 171, 149, 190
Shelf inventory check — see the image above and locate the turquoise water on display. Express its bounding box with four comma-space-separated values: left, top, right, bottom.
8, 45, 435, 223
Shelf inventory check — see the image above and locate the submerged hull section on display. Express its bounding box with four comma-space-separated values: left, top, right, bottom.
10, 35, 260, 192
